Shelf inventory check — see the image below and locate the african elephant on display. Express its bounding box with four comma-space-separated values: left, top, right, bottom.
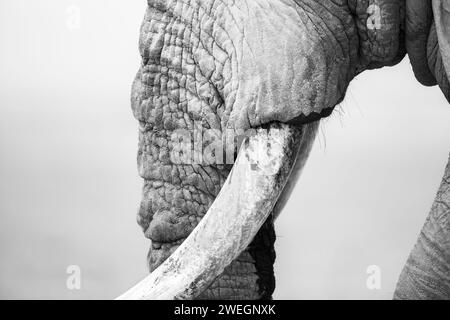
118, 0, 450, 299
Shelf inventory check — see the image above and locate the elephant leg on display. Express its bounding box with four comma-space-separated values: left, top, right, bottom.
394, 154, 450, 299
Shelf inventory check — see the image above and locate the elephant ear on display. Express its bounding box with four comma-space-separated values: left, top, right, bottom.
348, 0, 406, 72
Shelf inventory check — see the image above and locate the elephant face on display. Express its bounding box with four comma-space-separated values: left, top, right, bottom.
120, 0, 448, 300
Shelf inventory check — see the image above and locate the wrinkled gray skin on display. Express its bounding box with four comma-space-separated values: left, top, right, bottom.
395, 154, 450, 299
132, 0, 450, 299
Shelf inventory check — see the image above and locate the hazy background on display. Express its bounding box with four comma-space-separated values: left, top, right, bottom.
0, 0, 449, 300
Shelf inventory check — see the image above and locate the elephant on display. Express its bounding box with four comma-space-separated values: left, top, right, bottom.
118, 0, 450, 299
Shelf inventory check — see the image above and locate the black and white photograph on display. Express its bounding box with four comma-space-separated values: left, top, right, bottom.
0, 0, 449, 304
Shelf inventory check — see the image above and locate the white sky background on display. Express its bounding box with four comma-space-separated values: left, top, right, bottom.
0, 1, 449, 299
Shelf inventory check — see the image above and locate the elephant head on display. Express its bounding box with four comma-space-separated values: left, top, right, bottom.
119, 0, 450, 299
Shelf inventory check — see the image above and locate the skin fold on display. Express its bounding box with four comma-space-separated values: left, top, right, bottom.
406, 0, 437, 86
430, 0, 450, 101
129, 0, 449, 299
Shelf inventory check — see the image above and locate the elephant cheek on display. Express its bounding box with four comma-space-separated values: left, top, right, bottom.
225, 1, 356, 130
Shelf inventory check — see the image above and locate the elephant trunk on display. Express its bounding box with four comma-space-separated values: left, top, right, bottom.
394, 154, 450, 299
